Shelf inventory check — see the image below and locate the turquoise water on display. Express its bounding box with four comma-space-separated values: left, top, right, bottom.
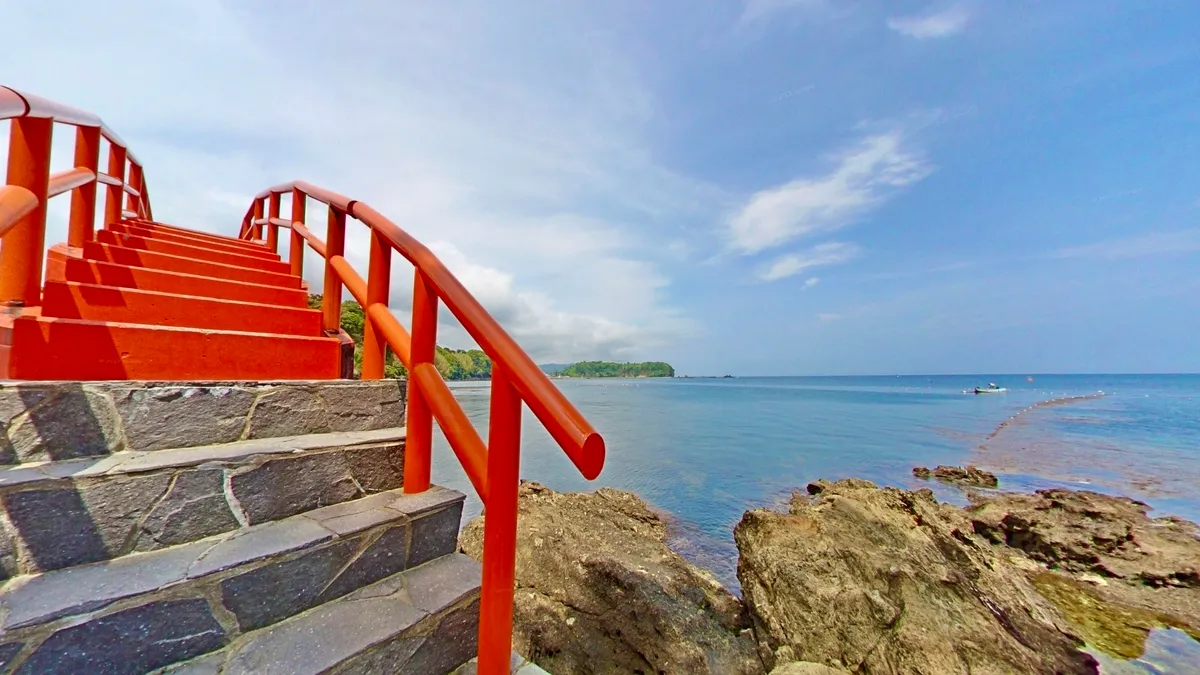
435, 374, 1200, 585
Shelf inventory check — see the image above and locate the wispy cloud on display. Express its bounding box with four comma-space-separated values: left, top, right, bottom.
760, 242, 861, 281
1051, 229, 1200, 261
817, 313, 842, 322
887, 6, 969, 39
729, 132, 931, 254
740, 0, 823, 25
803, 277, 820, 289
1093, 188, 1145, 203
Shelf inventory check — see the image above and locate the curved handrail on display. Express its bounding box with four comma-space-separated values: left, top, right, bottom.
253, 180, 605, 479
0, 186, 37, 238
1, 86, 137, 163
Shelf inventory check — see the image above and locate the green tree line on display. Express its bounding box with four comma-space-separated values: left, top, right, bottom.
559, 361, 675, 378
308, 296, 492, 380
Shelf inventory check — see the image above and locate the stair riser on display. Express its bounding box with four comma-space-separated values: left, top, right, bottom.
113, 221, 281, 257
46, 249, 309, 307
41, 281, 322, 336
126, 219, 265, 250
0, 489, 467, 674
4, 315, 340, 381
82, 242, 300, 289
0, 443, 405, 577
96, 230, 291, 273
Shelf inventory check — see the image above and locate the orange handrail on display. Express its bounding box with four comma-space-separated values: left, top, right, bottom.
1, 85, 151, 307
244, 180, 606, 675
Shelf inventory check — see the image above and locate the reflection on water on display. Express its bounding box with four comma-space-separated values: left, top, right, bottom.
1088, 629, 1200, 674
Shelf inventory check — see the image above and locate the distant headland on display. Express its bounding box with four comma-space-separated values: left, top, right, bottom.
539, 361, 675, 378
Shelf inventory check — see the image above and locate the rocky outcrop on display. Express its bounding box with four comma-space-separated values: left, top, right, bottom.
912, 464, 998, 488
459, 481, 764, 675
735, 479, 1097, 674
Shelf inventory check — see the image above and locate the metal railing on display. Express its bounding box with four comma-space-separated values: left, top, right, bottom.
244, 181, 605, 674
0, 86, 151, 308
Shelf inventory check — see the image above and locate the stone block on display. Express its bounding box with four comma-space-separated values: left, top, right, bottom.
389, 485, 465, 518
344, 444, 404, 492
408, 500, 464, 569
2, 472, 171, 572
405, 554, 482, 614
160, 652, 225, 674
222, 596, 426, 675
220, 538, 360, 631
246, 387, 331, 438
135, 469, 240, 551
3, 387, 122, 463
187, 518, 332, 579
14, 598, 226, 675
113, 386, 256, 452
319, 381, 406, 432
396, 598, 481, 675
0, 642, 23, 670
320, 525, 411, 602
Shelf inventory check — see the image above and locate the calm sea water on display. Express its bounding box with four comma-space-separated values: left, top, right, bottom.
433, 374, 1200, 670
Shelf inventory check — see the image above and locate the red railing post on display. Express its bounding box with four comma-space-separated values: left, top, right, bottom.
266, 191, 281, 253
126, 162, 143, 216
0, 117, 53, 307
477, 364, 523, 674
322, 207, 346, 335
289, 187, 306, 278
251, 198, 264, 241
67, 126, 101, 247
361, 230, 392, 380
404, 270, 437, 493
102, 144, 126, 228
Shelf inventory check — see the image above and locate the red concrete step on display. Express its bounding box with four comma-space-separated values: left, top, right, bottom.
127, 219, 268, 251
41, 280, 323, 336
95, 230, 291, 274
46, 245, 309, 308
107, 222, 282, 260
81, 242, 301, 289
1, 313, 340, 380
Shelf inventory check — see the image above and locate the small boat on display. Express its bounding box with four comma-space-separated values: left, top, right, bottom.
973, 383, 1006, 394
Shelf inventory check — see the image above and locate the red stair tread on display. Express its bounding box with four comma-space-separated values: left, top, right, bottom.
81, 241, 301, 289
41, 280, 323, 336
128, 219, 267, 250
106, 223, 284, 261
95, 230, 291, 274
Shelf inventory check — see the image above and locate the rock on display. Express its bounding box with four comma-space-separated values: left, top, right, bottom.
912, 464, 998, 487
769, 663, 849, 675
134, 469, 241, 550
459, 481, 764, 675
113, 385, 256, 452
3, 387, 122, 462
735, 479, 1097, 674
968, 488, 1200, 587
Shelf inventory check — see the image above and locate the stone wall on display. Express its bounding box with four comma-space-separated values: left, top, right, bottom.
0, 380, 406, 464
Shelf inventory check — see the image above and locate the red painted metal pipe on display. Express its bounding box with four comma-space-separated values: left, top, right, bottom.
47, 167, 95, 198
0, 186, 37, 238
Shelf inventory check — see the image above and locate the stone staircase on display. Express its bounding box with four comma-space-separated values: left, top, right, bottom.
0, 380, 482, 674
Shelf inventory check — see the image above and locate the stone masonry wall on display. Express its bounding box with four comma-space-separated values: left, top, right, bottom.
0, 380, 406, 464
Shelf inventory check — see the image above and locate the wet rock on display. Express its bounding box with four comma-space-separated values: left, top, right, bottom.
459, 481, 764, 675
913, 464, 998, 488
735, 479, 1097, 674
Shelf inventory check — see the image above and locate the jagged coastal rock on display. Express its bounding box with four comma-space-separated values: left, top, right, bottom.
458, 481, 764, 675
912, 464, 999, 487
736, 479, 1096, 674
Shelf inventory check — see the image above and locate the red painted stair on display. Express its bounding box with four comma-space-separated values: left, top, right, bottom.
1, 219, 339, 380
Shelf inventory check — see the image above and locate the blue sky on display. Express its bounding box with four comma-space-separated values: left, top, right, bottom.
4, 1, 1199, 374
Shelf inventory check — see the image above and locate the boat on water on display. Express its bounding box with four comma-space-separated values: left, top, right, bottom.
973, 383, 1007, 394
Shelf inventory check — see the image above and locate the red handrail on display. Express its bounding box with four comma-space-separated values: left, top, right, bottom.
244, 180, 606, 675
0, 86, 151, 307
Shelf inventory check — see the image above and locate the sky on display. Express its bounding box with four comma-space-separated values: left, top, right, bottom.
3, 0, 1199, 375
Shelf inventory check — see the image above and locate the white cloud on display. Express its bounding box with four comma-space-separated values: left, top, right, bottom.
1051, 229, 1200, 261
1, 1, 712, 362
728, 132, 930, 254
760, 242, 860, 281
887, 7, 969, 39
803, 277, 820, 289
818, 313, 842, 322
740, 0, 824, 25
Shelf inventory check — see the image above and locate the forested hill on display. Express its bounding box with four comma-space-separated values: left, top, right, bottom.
558, 361, 675, 378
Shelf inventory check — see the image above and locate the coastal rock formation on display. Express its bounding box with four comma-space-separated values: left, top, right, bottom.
734, 478, 1097, 674
912, 464, 998, 488
459, 481, 763, 675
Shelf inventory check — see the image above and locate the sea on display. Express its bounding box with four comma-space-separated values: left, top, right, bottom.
434, 374, 1200, 672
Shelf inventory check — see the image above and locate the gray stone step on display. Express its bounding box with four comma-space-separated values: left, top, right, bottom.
0, 484, 465, 674
160, 553, 482, 675
0, 380, 406, 466
0, 428, 407, 577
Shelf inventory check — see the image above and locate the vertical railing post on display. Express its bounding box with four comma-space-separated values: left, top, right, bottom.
477, 364, 523, 675
251, 198, 264, 241
125, 162, 143, 217
102, 144, 126, 228
67, 126, 101, 247
289, 188, 306, 278
266, 192, 281, 253
322, 207, 346, 334
404, 270, 437, 493
361, 231, 392, 380
140, 179, 153, 220
0, 117, 53, 307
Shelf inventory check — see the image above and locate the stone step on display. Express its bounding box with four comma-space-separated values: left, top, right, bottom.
162, 553, 482, 675
1, 380, 405, 465
0, 428, 407, 577
0, 485, 466, 674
